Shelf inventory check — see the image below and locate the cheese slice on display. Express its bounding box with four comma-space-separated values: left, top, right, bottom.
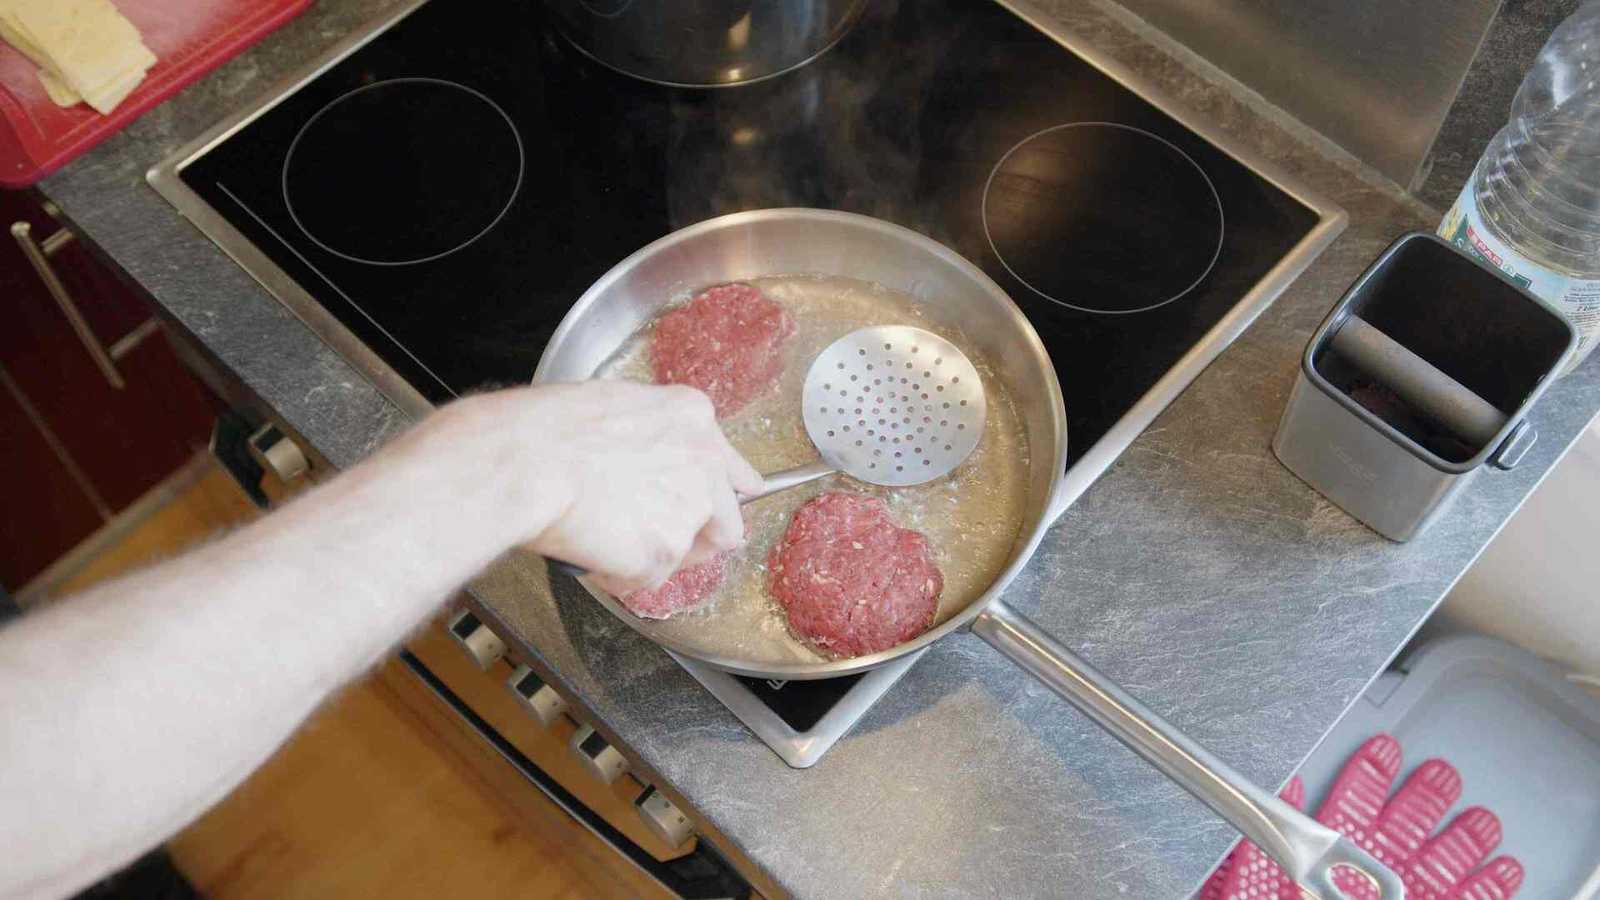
0, 0, 154, 113
83, 61, 145, 114
11, 0, 151, 84
0, 15, 82, 107
36, 65, 82, 106
0, 12, 46, 67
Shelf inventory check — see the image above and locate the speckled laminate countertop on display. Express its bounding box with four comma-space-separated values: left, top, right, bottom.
37, 1, 1600, 896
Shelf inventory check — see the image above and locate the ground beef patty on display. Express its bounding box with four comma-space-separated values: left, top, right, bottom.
620, 554, 726, 620
768, 492, 943, 658
650, 283, 795, 418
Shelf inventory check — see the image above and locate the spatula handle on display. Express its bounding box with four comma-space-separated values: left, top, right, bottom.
549, 460, 838, 579
748, 460, 836, 502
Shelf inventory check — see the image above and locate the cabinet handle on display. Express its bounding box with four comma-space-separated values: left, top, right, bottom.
10, 221, 125, 390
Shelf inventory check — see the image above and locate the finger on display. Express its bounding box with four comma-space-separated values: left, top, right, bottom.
592, 572, 653, 597
651, 516, 701, 586
1198, 827, 1240, 900
1315, 734, 1404, 850
588, 517, 694, 595
702, 467, 746, 551
666, 384, 721, 431
1215, 832, 1308, 900
606, 561, 671, 595
718, 439, 765, 496
1201, 777, 1306, 900
1332, 866, 1382, 900
1282, 775, 1306, 810
536, 530, 653, 592
1448, 855, 1523, 900
1198, 854, 1234, 900
577, 539, 661, 594
659, 466, 733, 572
1399, 807, 1502, 900
681, 531, 722, 569
651, 472, 712, 548
1197, 860, 1229, 900
578, 534, 664, 594
1369, 759, 1463, 870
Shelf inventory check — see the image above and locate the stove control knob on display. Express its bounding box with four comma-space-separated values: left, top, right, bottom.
445, 609, 504, 670
635, 786, 694, 848
505, 665, 567, 727
570, 724, 629, 784
248, 423, 309, 482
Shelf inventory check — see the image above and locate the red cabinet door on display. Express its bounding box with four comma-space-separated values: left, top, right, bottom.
0, 377, 106, 590
1, 187, 219, 589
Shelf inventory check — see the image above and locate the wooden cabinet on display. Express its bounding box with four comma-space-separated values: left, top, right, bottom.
0, 187, 218, 591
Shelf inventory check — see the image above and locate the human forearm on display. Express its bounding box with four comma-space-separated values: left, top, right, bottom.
0, 397, 547, 898
0, 383, 757, 899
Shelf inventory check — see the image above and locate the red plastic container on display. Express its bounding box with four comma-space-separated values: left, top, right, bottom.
0, 0, 313, 188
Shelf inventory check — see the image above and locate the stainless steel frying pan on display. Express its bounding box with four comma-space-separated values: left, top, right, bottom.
533, 208, 1401, 897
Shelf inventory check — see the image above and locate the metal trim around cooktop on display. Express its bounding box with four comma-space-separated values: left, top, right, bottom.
147, 0, 1347, 519
149, 0, 441, 419
669, 649, 926, 769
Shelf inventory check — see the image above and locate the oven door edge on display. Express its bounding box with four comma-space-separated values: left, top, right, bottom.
392, 649, 751, 900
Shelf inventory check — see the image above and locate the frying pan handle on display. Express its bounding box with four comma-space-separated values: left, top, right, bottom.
547, 460, 839, 579
971, 600, 1405, 899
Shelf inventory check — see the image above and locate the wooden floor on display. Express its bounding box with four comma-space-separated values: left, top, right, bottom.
57, 458, 664, 899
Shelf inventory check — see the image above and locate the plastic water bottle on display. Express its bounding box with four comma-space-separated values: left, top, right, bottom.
1438, 0, 1600, 374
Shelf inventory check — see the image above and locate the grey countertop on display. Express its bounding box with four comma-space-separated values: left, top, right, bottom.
38, 0, 1600, 897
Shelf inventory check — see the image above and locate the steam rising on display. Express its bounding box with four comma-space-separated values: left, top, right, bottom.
662, 0, 964, 244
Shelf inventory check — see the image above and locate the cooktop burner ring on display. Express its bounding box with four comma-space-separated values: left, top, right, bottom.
281, 77, 526, 268
981, 122, 1225, 315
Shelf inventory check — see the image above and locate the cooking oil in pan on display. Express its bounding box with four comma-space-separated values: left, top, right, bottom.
598, 274, 1031, 664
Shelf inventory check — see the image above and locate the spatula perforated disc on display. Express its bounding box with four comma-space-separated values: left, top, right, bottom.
802, 326, 986, 487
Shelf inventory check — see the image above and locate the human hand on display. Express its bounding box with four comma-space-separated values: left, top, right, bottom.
1199, 734, 1523, 900
419, 381, 762, 596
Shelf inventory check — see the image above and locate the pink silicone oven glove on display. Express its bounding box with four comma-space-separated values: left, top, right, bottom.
1200, 734, 1525, 900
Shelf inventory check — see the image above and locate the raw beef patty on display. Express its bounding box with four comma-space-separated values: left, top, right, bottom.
620, 554, 726, 620
650, 283, 795, 418
768, 492, 944, 658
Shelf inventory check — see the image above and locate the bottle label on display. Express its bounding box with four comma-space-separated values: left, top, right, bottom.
1440, 179, 1599, 369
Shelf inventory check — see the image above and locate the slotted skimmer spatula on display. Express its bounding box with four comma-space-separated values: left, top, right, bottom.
554, 325, 986, 577
757, 324, 987, 498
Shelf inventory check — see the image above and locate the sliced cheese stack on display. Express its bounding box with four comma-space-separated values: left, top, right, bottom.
0, 0, 156, 115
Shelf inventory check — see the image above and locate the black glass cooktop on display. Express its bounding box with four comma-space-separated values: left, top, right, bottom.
181, 0, 1318, 467
734, 672, 865, 733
